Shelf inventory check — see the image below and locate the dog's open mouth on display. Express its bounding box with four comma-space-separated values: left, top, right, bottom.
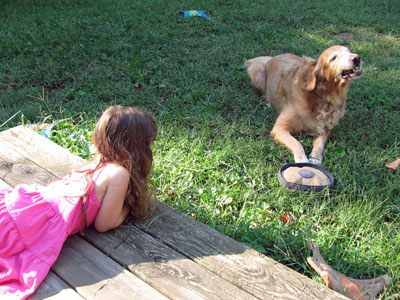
337, 66, 362, 80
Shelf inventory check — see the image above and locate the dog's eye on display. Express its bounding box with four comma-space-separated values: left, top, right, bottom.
329, 55, 337, 62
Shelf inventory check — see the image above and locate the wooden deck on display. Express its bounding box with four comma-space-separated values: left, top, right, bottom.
0, 126, 349, 300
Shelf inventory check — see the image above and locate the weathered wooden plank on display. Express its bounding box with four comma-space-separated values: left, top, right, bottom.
30, 272, 85, 300
134, 202, 349, 300
53, 235, 169, 300
0, 142, 54, 186
85, 226, 258, 300
0, 126, 85, 178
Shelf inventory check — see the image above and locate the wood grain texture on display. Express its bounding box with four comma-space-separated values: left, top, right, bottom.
134, 202, 349, 300
85, 226, 258, 300
0, 126, 85, 178
53, 235, 169, 300
30, 272, 85, 300
0, 142, 54, 186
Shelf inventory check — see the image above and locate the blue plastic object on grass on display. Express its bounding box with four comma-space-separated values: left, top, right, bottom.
178, 10, 211, 20
28, 124, 54, 138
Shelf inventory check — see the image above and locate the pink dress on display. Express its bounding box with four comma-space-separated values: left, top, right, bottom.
0, 169, 102, 300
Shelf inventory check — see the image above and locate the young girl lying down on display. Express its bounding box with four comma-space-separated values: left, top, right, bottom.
0, 105, 157, 299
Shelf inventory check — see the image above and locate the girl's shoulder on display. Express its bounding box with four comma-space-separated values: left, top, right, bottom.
101, 163, 130, 184
90, 162, 130, 204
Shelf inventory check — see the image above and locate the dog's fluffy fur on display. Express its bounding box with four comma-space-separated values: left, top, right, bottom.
246, 45, 362, 164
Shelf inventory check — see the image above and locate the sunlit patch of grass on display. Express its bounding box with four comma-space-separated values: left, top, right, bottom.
50, 119, 94, 160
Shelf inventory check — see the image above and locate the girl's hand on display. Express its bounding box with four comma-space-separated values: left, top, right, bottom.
94, 164, 130, 232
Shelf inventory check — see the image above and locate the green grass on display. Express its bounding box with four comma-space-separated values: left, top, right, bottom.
1, 0, 399, 297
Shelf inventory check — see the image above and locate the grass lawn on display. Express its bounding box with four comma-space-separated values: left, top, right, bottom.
1, 0, 399, 297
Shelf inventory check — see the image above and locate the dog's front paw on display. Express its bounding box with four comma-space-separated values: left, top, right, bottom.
309, 156, 322, 165
294, 155, 309, 164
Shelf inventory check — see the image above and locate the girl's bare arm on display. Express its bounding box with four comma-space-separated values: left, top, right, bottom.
94, 164, 130, 232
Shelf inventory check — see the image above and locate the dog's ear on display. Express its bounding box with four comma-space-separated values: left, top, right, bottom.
305, 65, 321, 91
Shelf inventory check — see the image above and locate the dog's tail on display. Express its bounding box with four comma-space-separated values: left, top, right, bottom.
245, 56, 272, 94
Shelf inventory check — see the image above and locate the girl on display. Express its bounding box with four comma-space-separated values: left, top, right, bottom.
0, 105, 157, 299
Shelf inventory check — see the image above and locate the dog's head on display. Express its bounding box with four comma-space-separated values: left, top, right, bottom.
306, 45, 362, 91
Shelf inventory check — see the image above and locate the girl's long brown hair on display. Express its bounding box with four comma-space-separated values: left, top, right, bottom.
91, 105, 157, 219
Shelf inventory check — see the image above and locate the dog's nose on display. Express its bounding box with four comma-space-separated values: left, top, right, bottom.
352, 55, 360, 66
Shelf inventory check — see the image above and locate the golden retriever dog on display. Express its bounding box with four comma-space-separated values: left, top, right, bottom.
246, 45, 362, 164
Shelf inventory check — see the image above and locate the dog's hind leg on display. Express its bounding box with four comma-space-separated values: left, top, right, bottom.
245, 56, 272, 94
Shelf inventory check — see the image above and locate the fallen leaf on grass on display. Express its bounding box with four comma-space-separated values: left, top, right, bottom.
385, 158, 400, 171
279, 212, 297, 224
